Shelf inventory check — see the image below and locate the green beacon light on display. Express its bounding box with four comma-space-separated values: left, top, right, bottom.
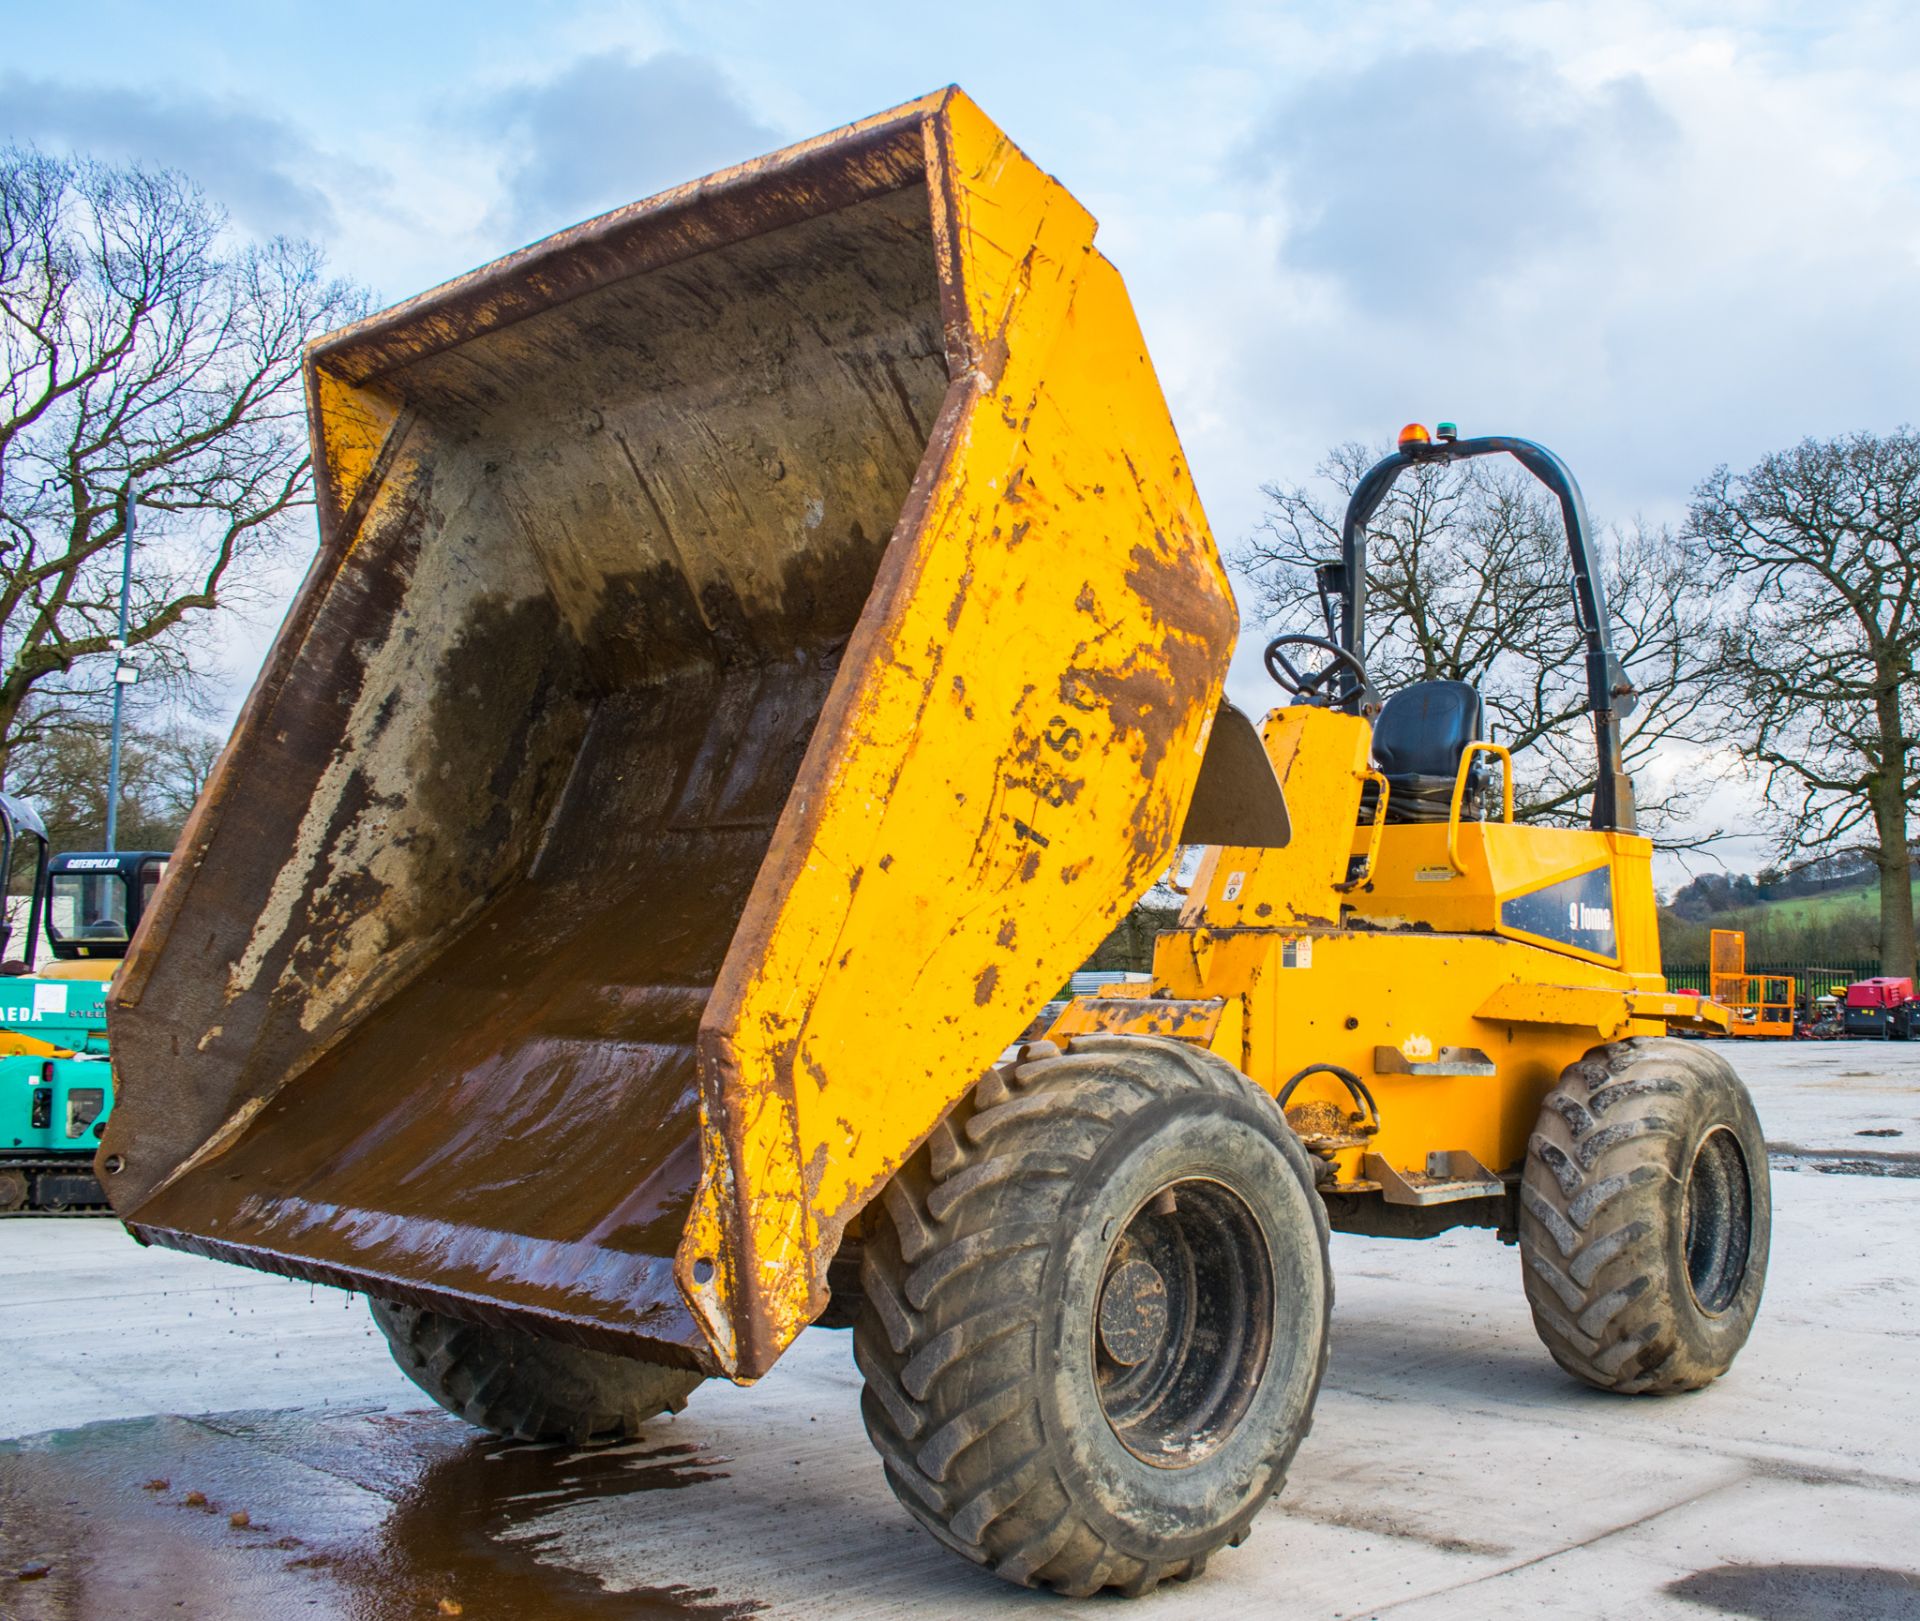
1435, 421, 1459, 442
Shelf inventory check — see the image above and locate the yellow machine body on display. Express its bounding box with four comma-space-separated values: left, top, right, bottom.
38, 961, 116, 982
101, 90, 1237, 1382
1051, 705, 1727, 1210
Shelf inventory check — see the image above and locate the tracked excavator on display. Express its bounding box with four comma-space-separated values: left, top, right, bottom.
0, 794, 167, 1212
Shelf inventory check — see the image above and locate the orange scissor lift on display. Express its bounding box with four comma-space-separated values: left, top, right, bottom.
1710, 929, 1797, 1038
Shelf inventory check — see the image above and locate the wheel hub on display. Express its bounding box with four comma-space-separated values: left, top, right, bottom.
1098, 1257, 1170, 1366
1093, 1177, 1274, 1469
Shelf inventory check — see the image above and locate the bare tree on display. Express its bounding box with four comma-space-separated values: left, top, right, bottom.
1239, 443, 1720, 838
0, 145, 364, 779
1689, 431, 1919, 978
3, 715, 221, 861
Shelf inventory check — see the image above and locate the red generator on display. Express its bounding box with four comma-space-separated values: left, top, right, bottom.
1842, 978, 1915, 1040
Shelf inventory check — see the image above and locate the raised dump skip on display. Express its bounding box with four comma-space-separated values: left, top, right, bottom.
103, 90, 1244, 1379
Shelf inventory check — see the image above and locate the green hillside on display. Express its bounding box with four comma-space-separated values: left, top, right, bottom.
1752, 877, 1920, 930
1659, 875, 1918, 970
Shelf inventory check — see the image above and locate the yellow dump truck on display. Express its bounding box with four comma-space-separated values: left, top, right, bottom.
102, 89, 1768, 1598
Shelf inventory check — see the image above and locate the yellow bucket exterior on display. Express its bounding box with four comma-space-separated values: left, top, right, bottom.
102, 89, 1238, 1380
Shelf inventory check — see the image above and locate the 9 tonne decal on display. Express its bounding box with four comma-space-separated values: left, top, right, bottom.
1501, 865, 1617, 959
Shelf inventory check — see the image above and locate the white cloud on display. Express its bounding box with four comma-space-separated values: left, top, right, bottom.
0, 73, 345, 237
1234, 47, 1677, 305
481, 50, 779, 246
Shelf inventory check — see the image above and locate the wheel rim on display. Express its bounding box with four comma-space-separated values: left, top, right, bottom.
1092, 1177, 1273, 1469
1683, 1126, 1753, 1314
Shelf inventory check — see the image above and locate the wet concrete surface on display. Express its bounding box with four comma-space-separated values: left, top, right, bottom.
2, 1039, 1917, 1619
1, 1408, 746, 1619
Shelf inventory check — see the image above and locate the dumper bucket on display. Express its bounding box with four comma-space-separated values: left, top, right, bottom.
103, 88, 1247, 1379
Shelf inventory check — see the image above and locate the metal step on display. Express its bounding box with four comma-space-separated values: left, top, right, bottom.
1373, 1045, 1496, 1078
1367, 1149, 1507, 1206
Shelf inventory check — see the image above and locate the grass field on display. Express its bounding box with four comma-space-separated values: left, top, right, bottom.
1742, 876, 1920, 929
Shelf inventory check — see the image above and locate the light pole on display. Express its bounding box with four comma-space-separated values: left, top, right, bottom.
104, 488, 139, 852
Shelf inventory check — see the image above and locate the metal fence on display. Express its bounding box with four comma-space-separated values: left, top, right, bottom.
1663, 959, 1882, 1009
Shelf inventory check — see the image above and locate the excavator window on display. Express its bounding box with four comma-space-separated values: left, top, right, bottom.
50, 871, 130, 943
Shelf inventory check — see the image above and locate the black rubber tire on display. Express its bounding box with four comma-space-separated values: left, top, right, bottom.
368, 1299, 703, 1443
855, 1034, 1332, 1598
1519, 1038, 1770, 1394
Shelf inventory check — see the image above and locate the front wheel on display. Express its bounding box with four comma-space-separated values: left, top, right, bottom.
369, 1299, 703, 1443
1519, 1038, 1770, 1394
855, 1035, 1332, 1598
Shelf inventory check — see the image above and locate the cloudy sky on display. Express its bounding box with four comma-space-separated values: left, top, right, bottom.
4, 0, 1914, 871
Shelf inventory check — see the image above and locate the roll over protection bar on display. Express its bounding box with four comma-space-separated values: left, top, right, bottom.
1320, 434, 1637, 834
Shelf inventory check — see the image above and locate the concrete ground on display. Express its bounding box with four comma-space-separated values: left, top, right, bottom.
1, 1038, 1915, 1620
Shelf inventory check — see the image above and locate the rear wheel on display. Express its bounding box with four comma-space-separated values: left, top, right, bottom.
855, 1034, 1331, 1597
1519, 1038, 1770, 1394
369, 1299, 703, 1443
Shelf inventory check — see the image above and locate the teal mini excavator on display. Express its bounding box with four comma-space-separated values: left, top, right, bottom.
0, 792, 169, 1213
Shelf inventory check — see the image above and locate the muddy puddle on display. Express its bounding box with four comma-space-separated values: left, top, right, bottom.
1666, 1562, 1920, 1620
0, 1405, 759, 1619
1768, 1143, 1920, 1179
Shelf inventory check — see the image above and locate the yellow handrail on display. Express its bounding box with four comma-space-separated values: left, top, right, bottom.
1338, 770, 1391, 892
1447, 742, 1513, 874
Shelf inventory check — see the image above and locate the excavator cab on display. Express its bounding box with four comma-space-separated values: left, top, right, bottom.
0, 796, 168, 970
43, 850, 171, 962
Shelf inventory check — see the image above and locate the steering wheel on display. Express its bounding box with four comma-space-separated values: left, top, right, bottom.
1263, 634, 1372, 705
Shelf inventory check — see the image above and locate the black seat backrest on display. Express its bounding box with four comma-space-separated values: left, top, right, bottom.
1369, 680, 1485, 823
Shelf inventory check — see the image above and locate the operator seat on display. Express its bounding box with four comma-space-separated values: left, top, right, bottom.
1368, 680, 1486, 824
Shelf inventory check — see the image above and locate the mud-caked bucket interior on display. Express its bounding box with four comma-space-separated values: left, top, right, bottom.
120, 181, 951, 1361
